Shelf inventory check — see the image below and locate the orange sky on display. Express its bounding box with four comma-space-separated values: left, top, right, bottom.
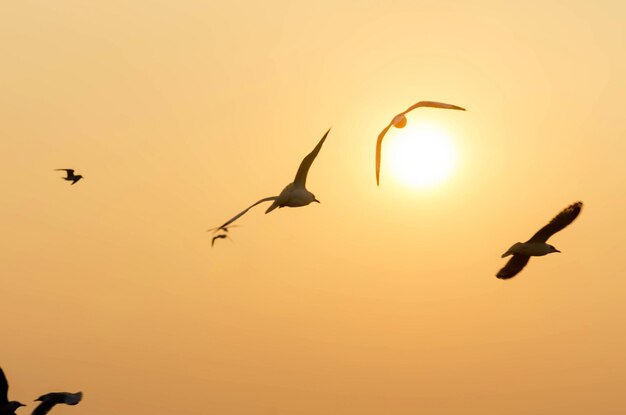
2, 1, 626, 414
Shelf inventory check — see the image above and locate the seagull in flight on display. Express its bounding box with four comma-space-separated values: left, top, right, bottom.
0, 367, 25, 415
375, 101, 465, 185
497, 201, 583, 279
211, 128, 330, 231
32, 392, 82, 415
207, 224, 239, 234
55, 169, 83, 185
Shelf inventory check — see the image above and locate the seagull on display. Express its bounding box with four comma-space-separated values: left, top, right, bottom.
375, 101, 465, 185
0, 367, 25, 415
206, 224, 239, 234
211, 128, 330, 230
55, 169, 83, 185
497, 201, 583, 279
211, 234, 229, 247
32, 392, 82, 415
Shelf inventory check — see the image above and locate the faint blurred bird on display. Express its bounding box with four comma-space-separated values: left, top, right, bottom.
32, 392, 82, 415
0, 367, 25, 415
211, 234, 229, 247
207, 224, 239, 234
211, 128, 330, 230
497, 201, 583, 279
375, 101, 465, 185
55, 169, 83, 185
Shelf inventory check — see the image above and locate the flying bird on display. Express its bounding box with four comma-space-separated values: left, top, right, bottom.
55, 169, 83, 185
497, 201, 583, 279
32, 392, 82, 415
211, 234, 229, 247
207, 224, 239, 234
375, 101, 465, 185
0, 367, 25, 415
211, 128, 330, 231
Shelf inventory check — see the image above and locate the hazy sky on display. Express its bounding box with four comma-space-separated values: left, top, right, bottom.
2, 1, 626, 414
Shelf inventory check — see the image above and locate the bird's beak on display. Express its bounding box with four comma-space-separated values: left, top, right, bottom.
19, 403, 26, 407
314, 199, 320, 203
555, 249, 561, 253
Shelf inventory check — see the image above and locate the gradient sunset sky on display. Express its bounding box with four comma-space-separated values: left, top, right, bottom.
2, 1, 626, 414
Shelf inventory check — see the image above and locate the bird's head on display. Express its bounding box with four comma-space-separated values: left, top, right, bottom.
8, 401, 26, 409
392, 114, 407, 128
501, 242, 523, 258
548, 245, 561, 254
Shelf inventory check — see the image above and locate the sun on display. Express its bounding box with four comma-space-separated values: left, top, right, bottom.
385, 122, 457, 188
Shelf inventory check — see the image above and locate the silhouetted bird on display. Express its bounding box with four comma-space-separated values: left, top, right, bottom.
207, 224, 239, 234
212, 234, 231, 247
0, 367, 25, 415
55, 169, 83, 185
375, 101, 465, 185
497, 201, 583, 279
211, 128, 330, 230
32, 392, 82, 415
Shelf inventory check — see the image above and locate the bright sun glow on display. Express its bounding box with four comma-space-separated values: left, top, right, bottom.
386, 123, 457, 189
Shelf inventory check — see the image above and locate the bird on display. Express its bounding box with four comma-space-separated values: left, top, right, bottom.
206, 224, 239, 234
497, 201, 583, 279
55, 169, 83, 185
211, 234, 229, 247
32, 392, 82, 415
211, 128, 330, 230
0, 367, 25, 415
375, 101, 465, 185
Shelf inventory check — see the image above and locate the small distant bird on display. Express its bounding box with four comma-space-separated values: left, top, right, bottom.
32, 392, 82, 415
0, 367, 25, 415
207, 224, 239, 234
55, 169, 83, 185
497, 201, 583, 279
211, 128, 330, 230
375, 101, 465, 185
211, 234, 229, 247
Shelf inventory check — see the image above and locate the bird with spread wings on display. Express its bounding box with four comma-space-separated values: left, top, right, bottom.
210, 128, 330, 233
375, 101, 465, 185
497, 201, 583, 279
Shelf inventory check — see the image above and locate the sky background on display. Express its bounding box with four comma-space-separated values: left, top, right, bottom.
2, 1, 626, 414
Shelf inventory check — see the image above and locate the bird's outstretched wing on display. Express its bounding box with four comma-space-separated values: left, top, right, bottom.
496, 254, 531, 279
211, 197, 278, 231
207, 225, 239, 233
375, 124, 393, 186
293, 128, 331, 189
375, 101, 465, 186
63, 392, 82, 405
404, 101, 466, 113
0, 367, 9, 405
32, 398, 58, 415
33, 392, 82, 415
55, 169, 74, 178
211, 234, 228, 247
528, 201, 583, 243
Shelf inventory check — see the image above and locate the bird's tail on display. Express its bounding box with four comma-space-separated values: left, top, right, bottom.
265, 201, 279, 214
